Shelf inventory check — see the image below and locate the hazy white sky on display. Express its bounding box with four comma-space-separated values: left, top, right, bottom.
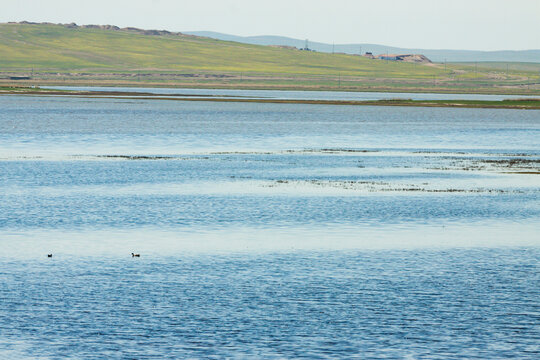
2, 0, 539, 50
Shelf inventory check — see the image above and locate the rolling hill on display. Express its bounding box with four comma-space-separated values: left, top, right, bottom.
0, 22, 442, 78
0, 22, 538, 94
185, 31, 540, 63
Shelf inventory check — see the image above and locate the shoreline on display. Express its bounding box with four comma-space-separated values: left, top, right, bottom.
2, 80, 539, 96
1, 87, 540, 109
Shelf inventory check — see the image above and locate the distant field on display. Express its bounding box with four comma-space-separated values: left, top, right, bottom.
453, 62, 540, 73
1, 23, 539, 94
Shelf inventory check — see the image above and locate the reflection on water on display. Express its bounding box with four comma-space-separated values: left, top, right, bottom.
47, 85, 540, 101
0, 94, 539, 358
2, 222, 540, 259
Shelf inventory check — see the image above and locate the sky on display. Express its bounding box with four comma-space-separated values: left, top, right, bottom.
2, 0, 539, 51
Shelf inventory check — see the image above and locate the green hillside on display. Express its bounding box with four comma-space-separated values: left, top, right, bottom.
0, 22, 445, 77
0, 22, 539, 94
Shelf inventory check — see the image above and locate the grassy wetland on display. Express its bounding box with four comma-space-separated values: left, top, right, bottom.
1, 22, 539, 95
1, 85, 539, 109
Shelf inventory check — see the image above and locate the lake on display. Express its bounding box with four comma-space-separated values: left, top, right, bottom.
48, 85, 540, 101
0, 93, 539, 358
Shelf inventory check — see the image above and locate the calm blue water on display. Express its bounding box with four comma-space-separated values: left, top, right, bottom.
1, 94, 539, 358
47, 85, 540, 101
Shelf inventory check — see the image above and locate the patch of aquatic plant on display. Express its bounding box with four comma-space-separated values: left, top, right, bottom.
94, 155, 210, 160
265, 179, 519, 193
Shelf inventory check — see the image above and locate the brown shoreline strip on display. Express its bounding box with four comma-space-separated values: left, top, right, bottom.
1, 89, 540, 109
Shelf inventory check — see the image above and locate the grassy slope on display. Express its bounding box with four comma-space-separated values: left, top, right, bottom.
0, 23, 447, 78
453, 62, 540, 73
0, 23, 538, 94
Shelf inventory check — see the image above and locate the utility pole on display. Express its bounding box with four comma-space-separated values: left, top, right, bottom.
332, 43, 335, 54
